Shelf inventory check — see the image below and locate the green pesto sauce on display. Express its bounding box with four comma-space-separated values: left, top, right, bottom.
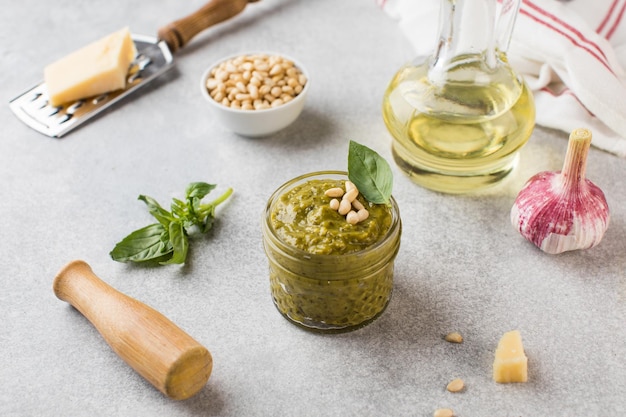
270, 179, 392, 255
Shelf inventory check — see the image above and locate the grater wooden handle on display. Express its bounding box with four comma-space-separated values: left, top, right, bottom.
53, 260, 212, 400
158, 0, 260, 53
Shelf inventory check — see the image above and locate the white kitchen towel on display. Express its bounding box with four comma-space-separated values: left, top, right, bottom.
378, 0, 626, 157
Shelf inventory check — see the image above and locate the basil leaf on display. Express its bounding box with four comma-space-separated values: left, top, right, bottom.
170, 198, 187, 219
160, 221, 189, 265
111, 182, 232, 266
187, 183, 216, 219
109, 223, 173, 262
347, 140, 393, 204
186, 182, 216, 200
138, 195, 173, 227
200, 213, 215, 234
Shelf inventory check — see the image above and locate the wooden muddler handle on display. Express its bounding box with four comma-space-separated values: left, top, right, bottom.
158, 0, 260, 53
53, 260, 212, 400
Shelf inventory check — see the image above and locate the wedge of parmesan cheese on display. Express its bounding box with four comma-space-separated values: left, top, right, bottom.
44, 27, 137, 107
492, 330, 528, 383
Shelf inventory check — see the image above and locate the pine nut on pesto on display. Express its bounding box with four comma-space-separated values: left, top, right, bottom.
261, 171, 402, 333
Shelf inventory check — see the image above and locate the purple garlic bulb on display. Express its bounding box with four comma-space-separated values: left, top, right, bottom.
511, 128, 610, 254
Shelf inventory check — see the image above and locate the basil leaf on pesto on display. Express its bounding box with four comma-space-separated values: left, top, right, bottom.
347, 141, 393, 205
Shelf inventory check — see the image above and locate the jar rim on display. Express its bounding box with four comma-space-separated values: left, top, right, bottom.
262, 170, 401, 261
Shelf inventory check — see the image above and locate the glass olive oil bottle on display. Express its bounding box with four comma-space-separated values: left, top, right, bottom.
382, 0, 535, 193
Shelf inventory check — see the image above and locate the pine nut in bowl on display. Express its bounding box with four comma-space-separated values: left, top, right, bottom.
200, 52, 310, 137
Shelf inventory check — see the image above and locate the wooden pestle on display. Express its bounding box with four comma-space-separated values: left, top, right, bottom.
53, 260, 212, 400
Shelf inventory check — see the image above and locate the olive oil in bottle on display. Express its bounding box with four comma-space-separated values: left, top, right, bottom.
382, 0, 535, 193
382, 56, 535, 193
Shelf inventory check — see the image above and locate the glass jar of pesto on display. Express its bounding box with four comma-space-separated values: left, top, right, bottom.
262, 171, 401, 333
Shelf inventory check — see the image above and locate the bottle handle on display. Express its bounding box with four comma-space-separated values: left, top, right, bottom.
495, 0, 521, 53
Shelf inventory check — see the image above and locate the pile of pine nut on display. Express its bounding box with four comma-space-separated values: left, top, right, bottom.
205, 53, 307, 111
325, 181, 370, 225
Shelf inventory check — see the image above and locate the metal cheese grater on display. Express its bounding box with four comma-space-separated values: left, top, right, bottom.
9, 35, 174, 138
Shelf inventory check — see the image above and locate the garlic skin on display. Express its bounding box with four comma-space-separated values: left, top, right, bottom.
511, 128, 610, 254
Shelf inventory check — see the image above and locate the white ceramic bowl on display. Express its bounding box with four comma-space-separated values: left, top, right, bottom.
200, 52, 310, 137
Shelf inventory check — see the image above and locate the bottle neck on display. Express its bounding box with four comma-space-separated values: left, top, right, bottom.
431, 0, 501, 72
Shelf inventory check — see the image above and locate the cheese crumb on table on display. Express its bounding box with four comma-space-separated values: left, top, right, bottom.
492, 330, 528, 383
44, 27, 137, 107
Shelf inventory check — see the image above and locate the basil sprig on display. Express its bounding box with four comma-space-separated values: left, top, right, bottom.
110, 182, 233, 265
347, 140, 393, 205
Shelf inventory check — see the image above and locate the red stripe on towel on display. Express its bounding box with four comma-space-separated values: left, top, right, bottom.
596, 0, 620, 34
520, 1, 614, 74
524, 0, 609, 64
605, 0, 626, 40
540, 86, 572, 97
539, 87, 593, 116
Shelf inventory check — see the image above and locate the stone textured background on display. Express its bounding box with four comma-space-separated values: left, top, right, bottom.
1, 1, 625, 416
